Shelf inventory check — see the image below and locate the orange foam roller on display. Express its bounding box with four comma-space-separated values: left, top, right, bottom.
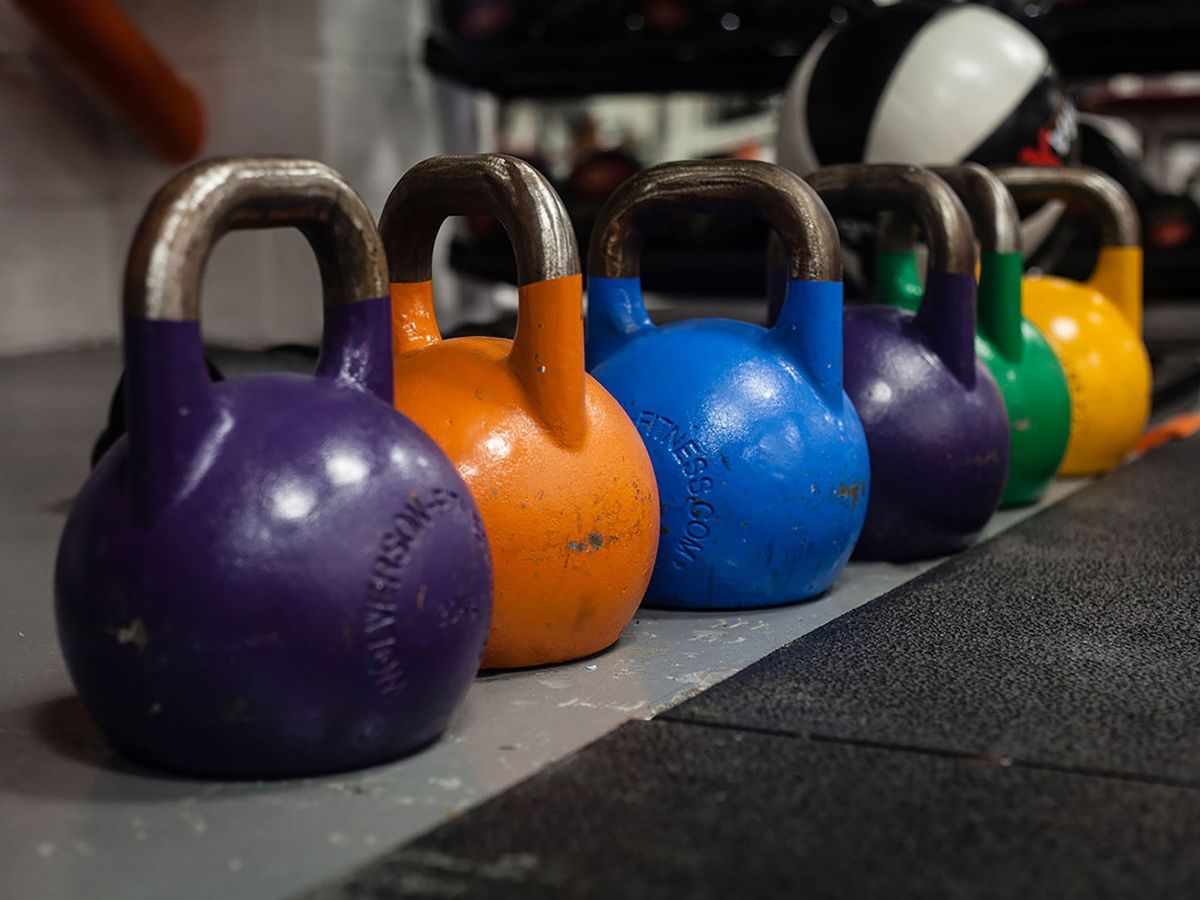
13, 0, 204, 162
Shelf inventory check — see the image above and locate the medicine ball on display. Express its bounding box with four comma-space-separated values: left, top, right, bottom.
777, 2, 1078, 175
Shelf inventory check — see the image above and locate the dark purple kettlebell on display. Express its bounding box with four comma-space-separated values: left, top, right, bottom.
803, 164, 1010, 560
55, 158, 493, 778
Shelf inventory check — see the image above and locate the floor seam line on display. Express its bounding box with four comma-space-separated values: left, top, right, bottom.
657, 717, 1200, 791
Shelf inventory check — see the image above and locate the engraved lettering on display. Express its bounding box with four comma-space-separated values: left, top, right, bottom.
363, 486, 482, 696
639, 410, 716, 571
671, 439, 702, 465
364, 600, 396, 634
673, 532, 705, 568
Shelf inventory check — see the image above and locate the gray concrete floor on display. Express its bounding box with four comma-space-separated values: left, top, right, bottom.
0, 346, 1093, 900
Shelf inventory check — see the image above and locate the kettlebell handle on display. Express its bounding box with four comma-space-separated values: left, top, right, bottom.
807, 163, 979, 386
994, 165, 1142, 334
806, 164, 977, 275
992, 165, 1140, 248
126, 157, 389, 320
936, 164, 1022, 254
122, 157, 393, 515
586, 159, 846, 408
878, 164, 1025, 362
380, 155, 586, 446
588, 159, 840, 281
379, 154, 578, 284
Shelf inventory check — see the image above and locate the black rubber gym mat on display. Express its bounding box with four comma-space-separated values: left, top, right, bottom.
306, 719, 1200, 899
663, 436, 1200, 784
304, 437, 1200, 899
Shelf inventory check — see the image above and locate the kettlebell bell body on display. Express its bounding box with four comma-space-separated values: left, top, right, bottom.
55, 159, 492, 779
876, 164, 1071, 507
588, 161, 869, 608
807, 165, 1010, 561
381, 155, 658, 669
996, 166, 1150, 476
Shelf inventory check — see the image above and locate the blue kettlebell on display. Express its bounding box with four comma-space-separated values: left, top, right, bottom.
587, 159, 869, 609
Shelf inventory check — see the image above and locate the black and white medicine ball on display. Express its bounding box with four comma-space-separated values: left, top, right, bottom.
777, 2, 1078, 175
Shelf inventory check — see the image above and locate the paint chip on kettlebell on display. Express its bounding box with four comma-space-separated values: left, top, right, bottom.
115, 618, 148, 650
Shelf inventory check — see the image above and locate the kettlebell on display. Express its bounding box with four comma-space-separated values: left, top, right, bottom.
380, 154, 658, 669
875, 164, 1072, 507
995, 165, 1151, 475
55, 158, 492, 778
804, 164, 1010, 561
587, 159, 869, 608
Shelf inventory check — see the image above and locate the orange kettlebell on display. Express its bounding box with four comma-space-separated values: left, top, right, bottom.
379, 155, 659, 669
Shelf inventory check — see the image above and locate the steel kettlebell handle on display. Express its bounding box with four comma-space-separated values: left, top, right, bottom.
379, 154, 579, 283
932, 164, 1021, 255
879, 164, 1020, 256
995, 165, 1143, 334
876, 164, 1027, 365
807, 163, 979, 386
381, 154, 586, 445
589, 159, 840, 281
125, 157, 388, 320
805, 164, 976, 275
992, 165, 1140, 248
122, 156, 395, 514
587, 159, 846, 408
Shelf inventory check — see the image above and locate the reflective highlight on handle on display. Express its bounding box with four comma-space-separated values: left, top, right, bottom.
390, 281, 442, 353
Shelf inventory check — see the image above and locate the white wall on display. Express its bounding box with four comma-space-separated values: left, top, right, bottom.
0, 0, 438, 355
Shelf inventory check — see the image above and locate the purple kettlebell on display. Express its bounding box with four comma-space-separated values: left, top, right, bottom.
805, 164, 1010, 560
55, 158, 493, 778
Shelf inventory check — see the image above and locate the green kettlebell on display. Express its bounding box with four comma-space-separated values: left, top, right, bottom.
876, 163, 1071, 507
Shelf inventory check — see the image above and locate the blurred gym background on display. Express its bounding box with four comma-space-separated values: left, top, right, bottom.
5, 0, 1200, 381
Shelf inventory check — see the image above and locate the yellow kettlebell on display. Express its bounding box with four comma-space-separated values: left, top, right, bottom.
995, 166, 1150, 475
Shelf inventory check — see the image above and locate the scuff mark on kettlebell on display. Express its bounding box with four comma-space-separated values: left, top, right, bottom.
567, 532, 619, 554
835, 481, 864, 505
115, 618, 149, 651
